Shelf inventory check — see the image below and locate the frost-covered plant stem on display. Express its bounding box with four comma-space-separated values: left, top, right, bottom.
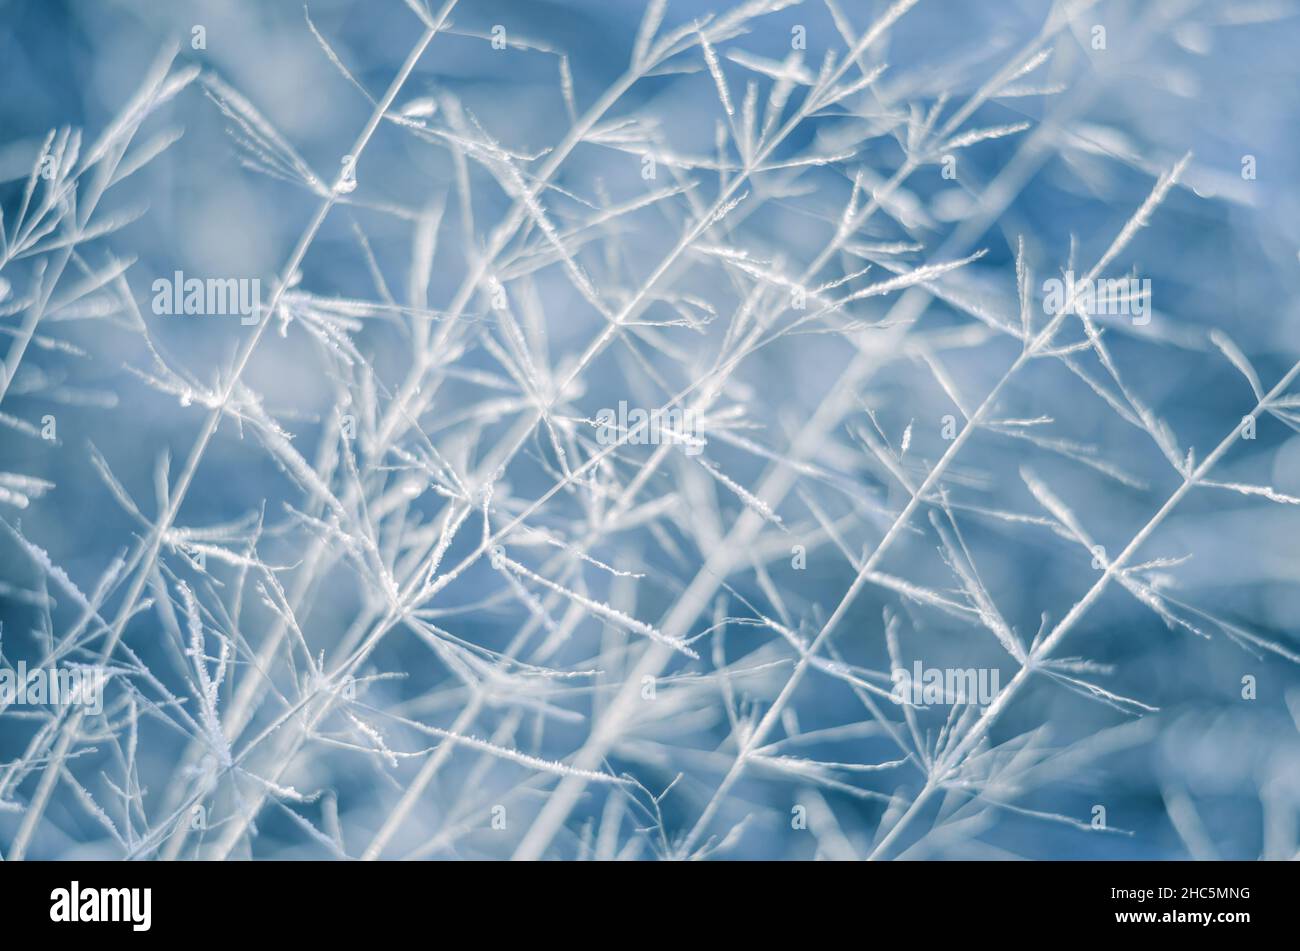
9, 9, 455, 861
677, 150, 1189, 855
199, 2, 924, 859
514, 6, 1102, 860
870, 347, 1300, 858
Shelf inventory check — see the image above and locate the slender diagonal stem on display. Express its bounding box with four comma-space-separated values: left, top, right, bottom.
8, 5, 456, 861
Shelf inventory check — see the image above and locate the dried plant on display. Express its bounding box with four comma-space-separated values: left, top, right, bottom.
1, 0, 1298, 861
